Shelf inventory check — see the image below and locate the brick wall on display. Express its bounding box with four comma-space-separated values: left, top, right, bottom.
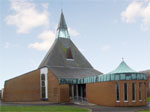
3, 69, 70, 103
147, 77, 150, 96
59, 84, 70, 103
86, 80, 147, 106
3, 69, 40, 102
47, 70, 69, 103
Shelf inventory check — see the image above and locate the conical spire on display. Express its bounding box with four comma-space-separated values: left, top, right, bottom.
56, 11, 70, 38
57, 10, 67, 30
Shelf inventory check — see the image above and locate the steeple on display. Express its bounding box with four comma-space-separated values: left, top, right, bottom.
56, 11, 70, 38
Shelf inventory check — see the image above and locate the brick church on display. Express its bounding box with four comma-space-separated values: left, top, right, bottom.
1, 12, 147, 106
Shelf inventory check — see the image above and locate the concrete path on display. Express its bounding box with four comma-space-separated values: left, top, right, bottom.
0, 100, 149, 112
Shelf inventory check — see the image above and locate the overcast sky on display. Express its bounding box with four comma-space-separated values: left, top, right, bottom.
0, 0, 150, 89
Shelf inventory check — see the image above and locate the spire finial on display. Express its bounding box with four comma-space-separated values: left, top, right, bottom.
122, 57, 124, 61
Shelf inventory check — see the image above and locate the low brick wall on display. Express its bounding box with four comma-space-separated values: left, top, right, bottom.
3, 69, 70, 103
86, 80, 147, 106
3, 69, 41, 102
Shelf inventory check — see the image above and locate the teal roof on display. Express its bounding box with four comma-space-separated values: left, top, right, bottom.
108, 61, 136, 74
58, 60, 146, 84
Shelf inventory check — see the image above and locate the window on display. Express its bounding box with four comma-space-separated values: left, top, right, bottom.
131, 74, 136, 80
42, 87, 46, 98
115, 75, 120, 80
124, 83, 128, 101
139, 83, 142, 101
120, 74, 125, 80
41, 74, 46, 99
66, 48, 73, 59
41, 74, 45, 80
42, 81, 45, 86
116, 83, 120, 101
144, 82, 146, 101
132, 83, 136, 101
111, 74, 115, 80
56, 29, 70, 38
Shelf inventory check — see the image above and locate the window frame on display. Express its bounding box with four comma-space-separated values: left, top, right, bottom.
41, 74, 46, 99
66, 47, 74, 60
144, 82, 146, 101
124, 83, 128, 102
139, 82, 142, 101
116, 83, 120, 102
132, 82, 136, 102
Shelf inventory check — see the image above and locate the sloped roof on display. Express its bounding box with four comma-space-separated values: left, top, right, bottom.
48, 67, 102, 79
39, 38, 94, 69
38, 11, 102, 79
79, 60, 146, 84
108, 60, 136, 74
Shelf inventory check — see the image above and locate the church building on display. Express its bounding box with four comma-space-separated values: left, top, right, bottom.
2, 12, 147, 107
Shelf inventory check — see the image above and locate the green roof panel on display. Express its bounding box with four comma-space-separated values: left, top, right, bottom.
109, 61, 136, 74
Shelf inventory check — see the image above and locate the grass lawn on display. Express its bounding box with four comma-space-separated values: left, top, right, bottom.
138, 110, 150, 112
147, 97, 150, 102
138, 97, 150, 112
0, 106, 89, 112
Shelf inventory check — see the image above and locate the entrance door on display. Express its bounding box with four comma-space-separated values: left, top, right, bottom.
69, 84, 86, 102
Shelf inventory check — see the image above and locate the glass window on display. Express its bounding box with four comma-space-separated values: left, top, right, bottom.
124, 83, 128, 101
66, 48, 73, 59
141, 74, 144, 79
41, 74, 45, 80
120, 74, 125, 80
116, 83, 120, 101
101, 75, 104, 82
126, 75, 131, 80
132, 83, 136, 101
104, 75, 107, 81
111, 74, 115, 80
131, 74, 136, 80
41, 74, 46, 100
57, 29, 70, 38
144, 82, 146, 101
115, 75, 120, 80
42, 81, 45, 87
139, 83, 142, 101
106, 74, 110, 81
42, 87, 46, 98
137, 74, 141, 80
98, 76, 101, 82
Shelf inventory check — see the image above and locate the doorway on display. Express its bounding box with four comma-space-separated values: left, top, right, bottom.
69, 84, 86, 102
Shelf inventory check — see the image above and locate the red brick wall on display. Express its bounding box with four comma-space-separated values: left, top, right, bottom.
59, 84, 70, 103
47, 70, 69, 103
86, 80, 147, 106
3, 69, 40, 102
147, 77, 150, 96
3, 68, 70, 103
